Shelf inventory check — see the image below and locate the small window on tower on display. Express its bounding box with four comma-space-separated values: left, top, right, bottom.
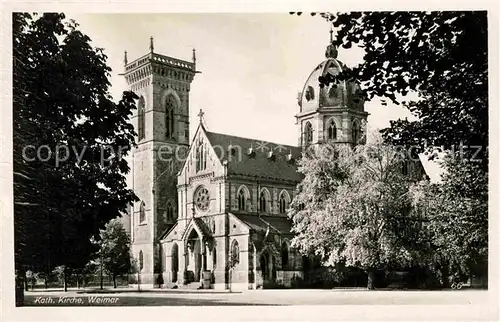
139, 202, 146, 224
305, 86, 315, 101
165, 95, 176, 139
352, 120, 360, 145
166, 202, 174, 222
327, 119, 337, 140
329, 85, 338, 99
138, 96, 146, 141
304, 122, 313, 146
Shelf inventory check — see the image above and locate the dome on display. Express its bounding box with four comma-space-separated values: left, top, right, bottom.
298, 46, 364, 113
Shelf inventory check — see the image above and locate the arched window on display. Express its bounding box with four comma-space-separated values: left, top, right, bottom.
259, 189, 270, 213
352, 120, 360, 144
230, 240, 240, 265
327, 119, 337, 140
165, 95, 176, 139
212, 247, 217, 269
139, 250, 144, 271
328, 85, 338, 99
237, 187, 246, 211
279, 191, 289, 214
138, 96, 145, 141
305, 86, 315, 101
281, 241, 289, 269
195, 138, 206, 172
139, 202, 146, 223
304, 122, 313, 146
166, 202, 174, 222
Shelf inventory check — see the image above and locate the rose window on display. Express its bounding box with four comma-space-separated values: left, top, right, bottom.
194, 186, 210, 211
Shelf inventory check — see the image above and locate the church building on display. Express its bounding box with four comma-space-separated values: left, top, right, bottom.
123, 33, 421, 290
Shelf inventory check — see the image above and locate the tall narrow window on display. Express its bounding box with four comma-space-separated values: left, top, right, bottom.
304, 122, 313, 146
165, 95, 176, 139
139, 202, 146, 224
166, 202, 174, 222
279, 191, 289, 214
352, 121, 360, 144
259, 189, 270, 213
231, 240, 240, 264
195, 139, 206, 172
238, 188, 246, 211
138, 96, 145, 141
327, 119, 337, 140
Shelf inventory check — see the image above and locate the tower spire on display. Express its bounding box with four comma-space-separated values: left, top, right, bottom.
192, 48, 196, 64
149, 36, 154, 53
124, 50, 128, 66
325, 24, 338, 59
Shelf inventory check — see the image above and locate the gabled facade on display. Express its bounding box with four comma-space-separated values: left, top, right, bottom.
160, 123, 303, 290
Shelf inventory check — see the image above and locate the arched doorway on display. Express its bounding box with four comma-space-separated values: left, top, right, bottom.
187, 229, 202, 283
171, 244, 179, 283
260, 250, 275, 285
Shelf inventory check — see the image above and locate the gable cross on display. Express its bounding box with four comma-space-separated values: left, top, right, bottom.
198, 109, 205, 124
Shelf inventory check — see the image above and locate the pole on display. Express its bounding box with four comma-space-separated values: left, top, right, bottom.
100, 250, 103, 290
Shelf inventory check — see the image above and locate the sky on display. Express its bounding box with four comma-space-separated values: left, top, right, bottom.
71, 13, 442, 181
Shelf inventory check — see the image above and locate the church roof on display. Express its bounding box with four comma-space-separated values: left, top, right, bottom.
205, 131, 303, 182
232, 213, 294, 236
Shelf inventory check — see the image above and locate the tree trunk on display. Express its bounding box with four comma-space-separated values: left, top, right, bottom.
45, 277, 48, 289
100, 260, 104, 290
113, 275, 117, 288
367, 269, 375, 290
441, 263, 450, 289
63, 271, 67, 292
31, 277, 35, 291
76, 273, 80, 289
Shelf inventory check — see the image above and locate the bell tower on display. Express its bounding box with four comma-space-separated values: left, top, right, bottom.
296, 28, 368, 150
123, 38, 198, 287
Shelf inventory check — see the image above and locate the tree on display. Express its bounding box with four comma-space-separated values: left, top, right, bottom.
291, 10, 488, 285
13, 13, 138, 304
98, 219, 132, 288
409, 155, 488, 287
289, 134, 425, 289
